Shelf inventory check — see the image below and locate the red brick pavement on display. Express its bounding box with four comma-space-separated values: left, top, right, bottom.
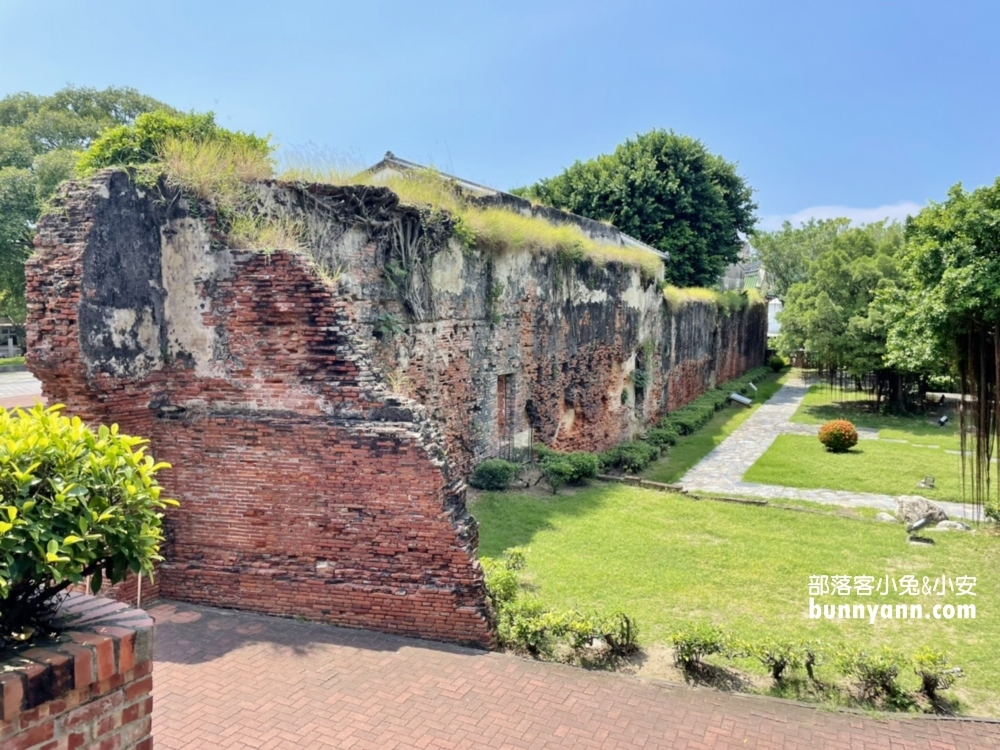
149, 601, 1000, 750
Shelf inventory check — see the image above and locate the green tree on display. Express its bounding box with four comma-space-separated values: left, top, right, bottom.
514, 130, 757, 287
751, 218, 851, 299
883, 178, 1000, 513
778, 221, 910, 401
0, 86, 173, 322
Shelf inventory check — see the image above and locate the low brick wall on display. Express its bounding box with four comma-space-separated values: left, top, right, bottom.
0, 593, 155, 750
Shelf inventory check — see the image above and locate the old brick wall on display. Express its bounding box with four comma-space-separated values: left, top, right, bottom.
26, 171, 764, 645
27, 172, 492, 647
0, 594, 155, 750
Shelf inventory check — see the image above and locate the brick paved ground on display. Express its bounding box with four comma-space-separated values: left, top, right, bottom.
150, 601, 1000, 750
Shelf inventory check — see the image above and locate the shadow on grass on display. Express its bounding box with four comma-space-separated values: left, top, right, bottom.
470, 483, 613, 557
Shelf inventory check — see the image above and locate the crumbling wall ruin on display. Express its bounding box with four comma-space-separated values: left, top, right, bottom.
26, 170, 766, 642
27, 172, 492, 646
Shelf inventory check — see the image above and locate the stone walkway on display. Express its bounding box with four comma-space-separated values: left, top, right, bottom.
0, 370, 42, 409
150, 600, 1000, 749
680, 375, 979, 522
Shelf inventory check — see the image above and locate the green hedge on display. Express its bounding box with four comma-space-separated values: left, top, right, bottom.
511, 365, 773, 484
659, 366, 770, 437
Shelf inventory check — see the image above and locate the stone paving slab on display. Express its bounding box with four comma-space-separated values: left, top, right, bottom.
0, 370, 43, 408
680, 376, 980, 522
149, 600, 1000, 749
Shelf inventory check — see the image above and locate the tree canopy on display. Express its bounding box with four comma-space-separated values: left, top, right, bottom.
882, 178, 1000, 514
750, 218, 851, 300
778, 221, 905, 380
513, 130, 758, 287
0, 86, 174, 321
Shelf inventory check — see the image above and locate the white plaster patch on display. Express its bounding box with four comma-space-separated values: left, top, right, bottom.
430, 241, 466, 296
620, 271, 649, 311
160, 218, 227, 377
570, 278, 609, 305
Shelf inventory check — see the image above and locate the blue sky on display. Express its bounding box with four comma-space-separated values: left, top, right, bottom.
1, 0, 997, 229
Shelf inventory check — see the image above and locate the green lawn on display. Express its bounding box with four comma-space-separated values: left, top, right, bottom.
744, 381, 970, 499
744, 434, 966, 501
642, 369, 790, 484
471, 483, 1000, 715
792, 383, 961, 448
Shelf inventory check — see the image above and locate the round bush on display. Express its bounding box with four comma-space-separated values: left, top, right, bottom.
469, 459, 519, 490
0, 405, 176, 644
818, 419, 859, 452
768, 354, 787, 372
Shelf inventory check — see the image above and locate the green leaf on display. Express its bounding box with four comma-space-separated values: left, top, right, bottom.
90, 568, 103, 594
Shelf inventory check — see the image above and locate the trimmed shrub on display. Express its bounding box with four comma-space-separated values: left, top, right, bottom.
540, 458, 576, 493
912, 646, 963, 701
599, 441, 660, 474
536, 450, 599, 492
818, 419, 859, 452
0, 405, 177, 645
741, 638, 804, 682
836, 646, 905, 701
469, 459, 520, 490
767, 354, 787, 372
644, 425, 679, 449
482, 548, 639, 663
669, 623, 728, 669
563, 451, 600, 481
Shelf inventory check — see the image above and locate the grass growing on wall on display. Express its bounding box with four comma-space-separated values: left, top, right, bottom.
662, 285, 764, 314
281, 164, 665, 278
157, 137, 306, 254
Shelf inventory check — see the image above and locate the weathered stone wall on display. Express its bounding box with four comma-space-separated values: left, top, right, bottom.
244, 180, 766, 472
0, 594, 154, 750
26, 171, 765, 642
27, 172, 492, 647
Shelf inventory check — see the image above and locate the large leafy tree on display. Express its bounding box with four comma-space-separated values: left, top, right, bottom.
883, 179, 1000, 513
0, 86, 174, 321
778, 221, 908, 397
514, 130, 757, 287
750, 218, 851, 299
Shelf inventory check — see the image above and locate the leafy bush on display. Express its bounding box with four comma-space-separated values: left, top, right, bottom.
537, 450, 598, 492
644, 425, 679, 449
0, 405, 177, 645
836, 646, 905, 701
669, 623, 728, 669
741, 637, 804, 682
78, 110, 271, 175
482, 548, 638, 663
768, 355, 787, 372
599, 441, 660, 474
912, 646, 963, 701
539, 458, 576, 493
818, 419, 859, 452
598, 610, 640, 656
469, 459, 520, 491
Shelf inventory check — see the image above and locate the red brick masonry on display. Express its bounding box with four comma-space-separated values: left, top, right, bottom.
26, 173, 493, 647
0, 593, 155, 750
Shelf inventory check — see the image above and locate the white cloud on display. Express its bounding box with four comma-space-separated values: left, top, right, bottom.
757, 201, 923, 232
